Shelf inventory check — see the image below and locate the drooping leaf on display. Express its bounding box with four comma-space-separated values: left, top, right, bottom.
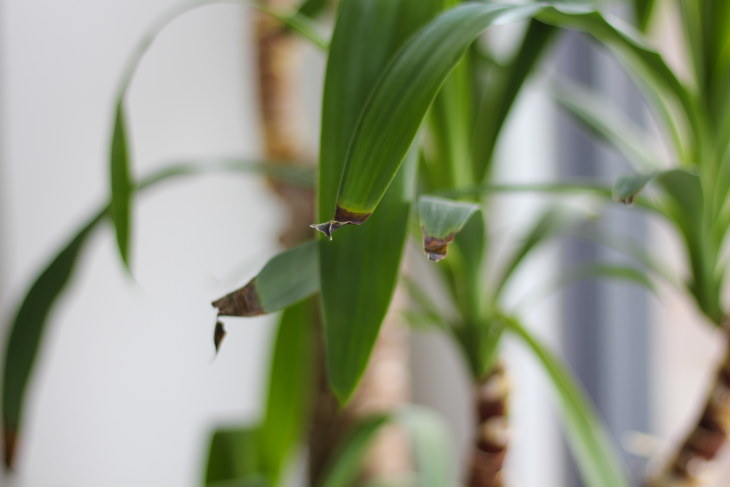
418, 196, 479, 262
212, 241, 319, 317
505, 318, 630, 487
2, 158, 307, 470
612, 171, 657, 204
259, 299, 314, 485
204, 427, 264, 486
553, 79, 659, 171
317, 0, 446, 402
326, 2, 688, 226
107, 0, 326, 269
2, 210, 104, 469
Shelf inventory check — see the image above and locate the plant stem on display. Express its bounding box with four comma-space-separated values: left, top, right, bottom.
468, 362, 510, 487
647, 326, 730, 487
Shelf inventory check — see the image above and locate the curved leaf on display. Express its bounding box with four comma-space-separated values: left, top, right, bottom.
2, 158, 307, 470
505, 318, 630, 487
108, 0, 325, 269
326, 2, 687, 225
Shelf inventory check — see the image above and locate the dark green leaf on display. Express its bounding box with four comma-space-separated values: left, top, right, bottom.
109, 102, 132, 269
633, 0, 656, 32
317, 0, 445, 402
204, 427, 264, 486
505, 318, 630, 487
2, 210, 104, 469
259, 299, 314, 485
212, 241, 319, 317
329, 2, 687, 223
2, 158, 306, 469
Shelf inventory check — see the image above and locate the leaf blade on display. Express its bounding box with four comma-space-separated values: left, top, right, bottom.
505, 318, 630, 487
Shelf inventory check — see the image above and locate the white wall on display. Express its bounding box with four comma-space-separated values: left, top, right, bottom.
0, 1, 288, 485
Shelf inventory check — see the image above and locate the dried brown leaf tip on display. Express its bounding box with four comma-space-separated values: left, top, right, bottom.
4, 424, 17, 470
213, 321, 227, 354
212, 279, 265, 317
423, 231, 455, 262
311, 205, 371, 240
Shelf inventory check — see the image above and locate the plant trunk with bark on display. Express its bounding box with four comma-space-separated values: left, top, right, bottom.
468, 362, 510, 487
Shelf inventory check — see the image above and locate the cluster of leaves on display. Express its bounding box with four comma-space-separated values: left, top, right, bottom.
5, 0, 730, 485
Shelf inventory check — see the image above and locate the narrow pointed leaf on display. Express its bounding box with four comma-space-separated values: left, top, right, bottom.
633, 0, 656, 32
2, 158, 306, 469
318, 0, 445, 402
553, 79, 658, 170
107, 0, 326, 269
493, 207, 582, 299
212, 241, 318, 317
259, 299, 314, 485
109, 102, 133, 268
612, 171, 657, 204
505, 319, 630, 487
418, 196, 479, 262
328, 2, 688, 222
2, 210, 104, 469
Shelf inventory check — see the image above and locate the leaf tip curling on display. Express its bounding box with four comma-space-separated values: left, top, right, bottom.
423, 232, 455, 262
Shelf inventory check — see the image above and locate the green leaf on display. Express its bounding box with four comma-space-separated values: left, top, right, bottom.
259, 299, 314, 485
317, 0, 445, 402
655, 169, 723, 324
327, 2, 687, 224
330, 3, 545, 224
505, 318, 630, 487
107, 0, 326, 270
612, 171, 657, 204
418, 196, 479, 262
109, 101, 133, 269
633, 0, 656, 32
204, 427, 264, 486
319, 414, 391, 487
320, 407, 452, 487
2, 158, 307, 469
2, 210, 104, 469
473, 19, 557, 181
552, 79, 659, 171
493, 207, 582, 300
212, 241, 319, 317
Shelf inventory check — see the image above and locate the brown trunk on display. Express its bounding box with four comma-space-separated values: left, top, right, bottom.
252, 5, 410, 485
468, 362, 510, 487
647, 328, 730, 487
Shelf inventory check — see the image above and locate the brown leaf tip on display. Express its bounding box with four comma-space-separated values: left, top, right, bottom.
617, 195, 635, 205
213, 321, 227, 354
423, 232, 455, 262
4, 424, 17, 470
212, 279, 265, 317
311, 206, 371, 240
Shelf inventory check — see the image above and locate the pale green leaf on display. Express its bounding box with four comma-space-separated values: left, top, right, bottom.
505, 318, 630, 487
